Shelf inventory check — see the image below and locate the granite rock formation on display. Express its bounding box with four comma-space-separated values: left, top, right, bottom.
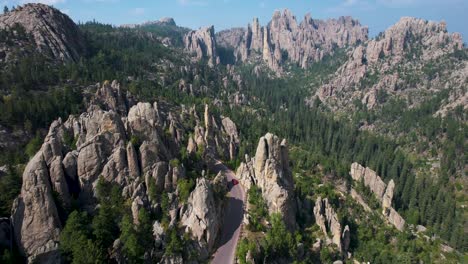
216, 9, 368, 72
180, 177, 223, 259
184, 26, 219, 67
315, 17, 466, 111
350, 162, 405, 231
0, 3, 86, 63
9, 80, 239, 263
236, 133, 296, 229
313, 197, 350, 253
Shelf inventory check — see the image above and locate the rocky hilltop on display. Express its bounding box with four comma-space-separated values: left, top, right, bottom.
8, 80, 239, 263
0, 3, 86, 62
314, 17, 466, 111
216, 9, 368, 72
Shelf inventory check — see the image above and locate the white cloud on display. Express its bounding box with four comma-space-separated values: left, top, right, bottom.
259, 1, 266, 9
130, 7, 145, 15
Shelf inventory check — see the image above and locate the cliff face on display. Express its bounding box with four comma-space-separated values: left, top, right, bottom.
216, 9, 368, 72
0, 3, 86, 63
314, 17, 466, 111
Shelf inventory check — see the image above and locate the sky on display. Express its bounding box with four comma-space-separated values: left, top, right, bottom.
1, 0, 467, 39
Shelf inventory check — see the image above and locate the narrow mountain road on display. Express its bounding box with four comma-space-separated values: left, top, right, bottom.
210, 161, 246, 264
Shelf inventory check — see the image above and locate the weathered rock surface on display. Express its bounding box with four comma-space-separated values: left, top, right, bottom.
217, 9, 368, 72
350, 162, 406, 231
184, 26, 219, 67
0, 3, 86, 62
236, 133, 296, 229
313, 197, 349, 253
11, 152, 62, 264
180, 177, 223, 258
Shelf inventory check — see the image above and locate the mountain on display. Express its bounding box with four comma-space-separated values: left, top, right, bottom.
0, 3, 86, 63
182, 9, 368, 73
313, 17, 466, 112
216, 10, 368, 72
0, 4, 466, 264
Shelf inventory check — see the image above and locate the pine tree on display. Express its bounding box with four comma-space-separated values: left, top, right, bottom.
3, 6, 8, 14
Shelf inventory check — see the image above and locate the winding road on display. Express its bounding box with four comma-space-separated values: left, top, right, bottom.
210, 161, 246, 264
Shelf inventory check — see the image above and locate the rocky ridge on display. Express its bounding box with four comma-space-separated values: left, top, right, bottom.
216, 9, 368, 73
350, 162, 405, 231
0, 3, 86, 62
8, 80, 239, 263
315, 17, 466, 111
236, 133, 296, 229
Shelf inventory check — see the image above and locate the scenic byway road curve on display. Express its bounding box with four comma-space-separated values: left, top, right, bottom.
211, 161, 246, 264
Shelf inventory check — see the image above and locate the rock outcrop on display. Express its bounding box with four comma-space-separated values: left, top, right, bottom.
313, 197, 350, 253
216, 9, 368, 72
184, 26, 219, 67
11, 151, 62, 263
315, 17, 466, 111
0, 3, 86, 62
180, 177, 223, 259
10, 81, 239, 262
236, 133, 296, 229
350, 162, 405, 231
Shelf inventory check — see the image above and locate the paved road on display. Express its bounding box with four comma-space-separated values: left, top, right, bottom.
211, 161, 246, 264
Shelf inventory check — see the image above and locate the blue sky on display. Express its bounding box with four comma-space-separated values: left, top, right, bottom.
2, 0, 467, 39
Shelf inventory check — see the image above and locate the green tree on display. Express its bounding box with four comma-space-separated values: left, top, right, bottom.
165, 228, 183, 256
60, 211, 104, 264
119, 214, 141, 262
3, 6, 8, 14
25, 133, 42, 159
262, 213, 294, 259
